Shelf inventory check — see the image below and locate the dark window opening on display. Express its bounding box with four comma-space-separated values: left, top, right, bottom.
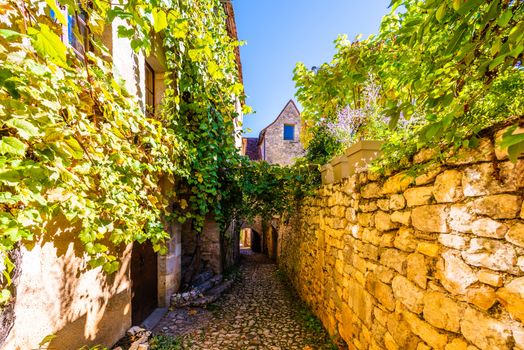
283, 124, 295, 141
145, 63, 155, 118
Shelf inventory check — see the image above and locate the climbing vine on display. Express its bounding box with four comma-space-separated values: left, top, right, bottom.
0, 0, 244, 305
294, 0, 524, 170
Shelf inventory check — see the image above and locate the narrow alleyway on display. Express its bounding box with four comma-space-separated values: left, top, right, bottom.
153, 250, 338, 350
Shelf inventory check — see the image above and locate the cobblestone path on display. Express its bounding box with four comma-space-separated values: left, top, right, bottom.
153, 250, 337, 350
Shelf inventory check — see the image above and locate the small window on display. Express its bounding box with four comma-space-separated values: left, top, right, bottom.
283, 124, 295, 141
145, 63, 155, 118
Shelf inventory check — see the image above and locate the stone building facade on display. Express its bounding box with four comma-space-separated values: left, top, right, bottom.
278, 127, 524, 350
2, 2, 243, 350
242, 100, 305, 165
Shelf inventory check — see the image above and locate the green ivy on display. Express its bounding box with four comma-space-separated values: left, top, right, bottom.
0, 0, 245, 306
294, 0, 524, 170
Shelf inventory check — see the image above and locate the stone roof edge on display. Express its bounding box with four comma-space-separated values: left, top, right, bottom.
257, 100, 300, 146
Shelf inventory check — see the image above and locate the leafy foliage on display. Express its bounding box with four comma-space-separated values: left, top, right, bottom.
294, 0, 524, 169
0, 0, 243, 305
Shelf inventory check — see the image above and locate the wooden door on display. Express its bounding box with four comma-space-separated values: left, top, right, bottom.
131, 241, 158, 326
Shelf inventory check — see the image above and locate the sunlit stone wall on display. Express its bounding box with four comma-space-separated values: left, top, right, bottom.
279, 129, 524, 350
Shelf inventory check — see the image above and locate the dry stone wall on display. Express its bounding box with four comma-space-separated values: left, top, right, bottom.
279, 136, 524, 350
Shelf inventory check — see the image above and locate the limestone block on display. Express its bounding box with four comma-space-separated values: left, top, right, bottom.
387, 312, 421, 349
407, 253, 428, 289
496, 277, 524, 322
506, 222, 524, 248
347, 280, 374, 325
361, 243, 380, 261
477, 270, 503, 287
390, 194, 406, 210
423, 291, 464, 333
384, 331, 399, 350
402, 309, 448, 349
366, 273, 395, 311
464, 284, 497, 311
392, 275, 425, 313
445, 338, 469, 350
437, 250, 478, 295
360, 200, 378, 213
378, 198, 390, 211
415, 166, 442, 186
391, 211, 411, 226
358, 212, 375, 228
362, 228, 382, 246
394, 226, 418, 252
473, 194, 522, 219
374, 307, 388, 326
448, 204, 474, 233
404, 186, 434, 207
471, 218, 508, 238
375, 211, 399, 232
383, 173, 414, 194
448, 138, 494, 165
375, 265, 396, 284
362, 182, 383, 199
519, 256, 524, 272
381, 249, 409, 274
462, 163, 496, 197
380, 233, 395, 248
414, 148, 437, 164
346, 208, 357, 223
438, 234, 467, 250
499, 160, 524, 189
521, 201, 524, 219
462, 238, 517, 272
433, 170, 463, 203
511, 322, 524, 350
460, 306, 513, 350
417, 343, 431, 350
412, 205, 448, 233
416, 242, 440, 257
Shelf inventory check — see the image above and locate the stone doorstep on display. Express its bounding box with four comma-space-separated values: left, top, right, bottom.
142, 308, 168, 330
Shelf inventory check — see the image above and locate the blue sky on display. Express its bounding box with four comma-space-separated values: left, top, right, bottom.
233, 0, 391, 137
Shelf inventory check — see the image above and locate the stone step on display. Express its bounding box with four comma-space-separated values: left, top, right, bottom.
192, 269, 214, 286
187, 280, 234, 307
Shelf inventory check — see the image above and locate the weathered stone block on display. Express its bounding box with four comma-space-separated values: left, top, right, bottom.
375, 211, 399, 232
384, 331, 399, 350
444, 338, 469, 350
496, 277, 524, 322
359, 200, 378, 213
402, 309, 448, 349
423, 291, 464, 333
362, 182, 383, 199
448, 138, 494, 165
390, 194, 406, 210
394, 227, 417, 252
412, 205, 448, 233
366, 273, 395, 311
392, 275, 425, 313
416, 242, 440, 257
375, 265, 396, 283
387, 312, 421, 350
404, 186, 434, 207
465, 284, 497, 311
415, 166, 442, 186
358, 212, 375, 227
433, 170, 463, 203
477, 270, 503, 287
506, 222, 524, 248
383, 173, 414, 194
471, 218, 508, 238
437, 250, 478, 295
348, 280, 374, 325
361, 228, 380, 246
414, 148, 437, 164
407, 253, 427, 289
438, 234, 467, 250
381, 249, 408, 274
473, 194, 521, 219
462, 238, 517, 272
377, 198, 390, 211
448, 204, 474, 233
391, 211, 411, 226
460, 306, 513, 350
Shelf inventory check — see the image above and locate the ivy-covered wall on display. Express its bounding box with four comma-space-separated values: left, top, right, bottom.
279, 126, 524, 350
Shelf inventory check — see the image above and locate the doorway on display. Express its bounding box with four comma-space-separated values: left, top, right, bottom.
131, 241, 158, 326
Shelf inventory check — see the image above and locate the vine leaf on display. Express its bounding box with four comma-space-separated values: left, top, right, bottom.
152, 8, 167, 33
6, 119, 40, 139
0, 137, 26, 156
28, 24, 67, 67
